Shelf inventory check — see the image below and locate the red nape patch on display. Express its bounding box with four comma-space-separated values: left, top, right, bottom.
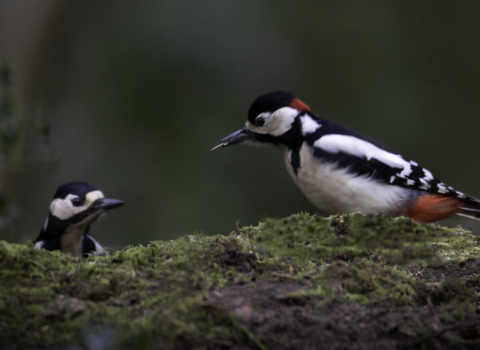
408, 194, 463, 223
289, 98, 310, 112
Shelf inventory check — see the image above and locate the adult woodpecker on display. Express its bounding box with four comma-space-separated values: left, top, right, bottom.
213, 90, 480, 223
34, 181, 125, 258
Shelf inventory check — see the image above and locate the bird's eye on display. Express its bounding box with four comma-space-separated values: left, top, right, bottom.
71, 198, 82, 207
255, 117, 265, 127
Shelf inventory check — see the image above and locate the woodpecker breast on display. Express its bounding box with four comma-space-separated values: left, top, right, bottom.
283, 144, 414, 216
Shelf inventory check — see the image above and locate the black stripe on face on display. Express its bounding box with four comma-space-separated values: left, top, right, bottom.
275, 114, 303, 149
278, 115, 303, 174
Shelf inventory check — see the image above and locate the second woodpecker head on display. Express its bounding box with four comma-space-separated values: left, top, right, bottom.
34, 181, 125, 258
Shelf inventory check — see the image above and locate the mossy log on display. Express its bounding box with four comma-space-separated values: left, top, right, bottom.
1, 213, 480, 349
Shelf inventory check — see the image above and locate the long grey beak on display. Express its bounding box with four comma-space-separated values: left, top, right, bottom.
211, 128, 254, 151
93, 198, 125, 211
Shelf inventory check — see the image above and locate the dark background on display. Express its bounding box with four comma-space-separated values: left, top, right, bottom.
1, 1, 480, 247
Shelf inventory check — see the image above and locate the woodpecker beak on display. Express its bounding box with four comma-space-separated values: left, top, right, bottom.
92, 198, 125, 211
211, 128, 254, 150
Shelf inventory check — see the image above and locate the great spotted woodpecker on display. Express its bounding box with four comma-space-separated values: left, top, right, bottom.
34, 182, 125, 258
212, 90, 480, 223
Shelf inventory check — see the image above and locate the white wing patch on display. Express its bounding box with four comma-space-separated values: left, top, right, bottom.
34, 240, 45, 250
314, 134, 411, 173
85, 234, 104, 254
419, 178, 431, 190
423, 169, 434, 181
300, 115, 321, 135
457, 191, 466, 199
437, 184, 448, 194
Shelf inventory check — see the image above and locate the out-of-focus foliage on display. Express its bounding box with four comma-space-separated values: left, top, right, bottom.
0, 60, 21, 240
1, 2, 480, 245
0, 61, 16, 156
0, 59, 56, 241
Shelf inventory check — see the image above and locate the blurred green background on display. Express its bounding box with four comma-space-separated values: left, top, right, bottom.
1, 1, 480, 247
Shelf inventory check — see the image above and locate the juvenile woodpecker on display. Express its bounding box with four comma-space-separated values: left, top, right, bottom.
34, 181, 125, 258
213, 90, 480, 223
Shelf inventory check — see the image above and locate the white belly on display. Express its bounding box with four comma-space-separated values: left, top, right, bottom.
283, 144, 410, 215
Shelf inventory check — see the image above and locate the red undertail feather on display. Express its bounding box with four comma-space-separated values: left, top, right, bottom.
405, 194, 463, 223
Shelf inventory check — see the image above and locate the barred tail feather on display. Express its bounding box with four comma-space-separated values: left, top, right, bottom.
458, 200, 480, 220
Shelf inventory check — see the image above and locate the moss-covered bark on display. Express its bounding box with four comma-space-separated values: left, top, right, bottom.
1, 213, 480, 349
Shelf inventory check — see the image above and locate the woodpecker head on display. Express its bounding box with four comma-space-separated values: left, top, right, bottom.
212, 90, 311, 150
35, 181, 125, 258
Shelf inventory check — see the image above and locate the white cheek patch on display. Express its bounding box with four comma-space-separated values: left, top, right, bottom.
246, 107, 298, 137
246, 112, 271, 133
50, 195, 84, 220
50, 190, 104, 220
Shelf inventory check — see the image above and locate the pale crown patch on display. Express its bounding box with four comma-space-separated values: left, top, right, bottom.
85, 190, 105, 205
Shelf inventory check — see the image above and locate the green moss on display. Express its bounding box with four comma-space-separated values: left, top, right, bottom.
240, 213, 469, 265
1, 213, 480, 348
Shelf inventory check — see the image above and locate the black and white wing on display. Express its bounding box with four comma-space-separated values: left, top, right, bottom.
82, 230, 104, 257
309, 133, 479, 204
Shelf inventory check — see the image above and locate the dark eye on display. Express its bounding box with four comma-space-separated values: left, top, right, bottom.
255, 117, 265, 127
71, 198, 82, 207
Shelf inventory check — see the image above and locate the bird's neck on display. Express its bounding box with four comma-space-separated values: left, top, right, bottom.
268, 114, 305, 150
60, 224, 88, 258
